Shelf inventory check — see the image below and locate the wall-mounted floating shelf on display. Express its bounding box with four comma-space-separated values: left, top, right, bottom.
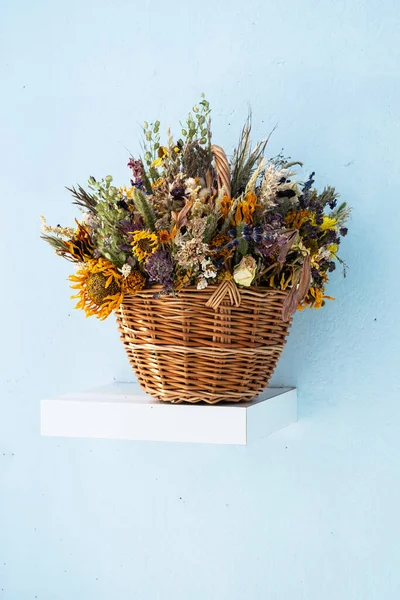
41, 383, 297, 446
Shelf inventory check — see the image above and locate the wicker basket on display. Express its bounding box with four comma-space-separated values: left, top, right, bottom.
116, 283, 292, 404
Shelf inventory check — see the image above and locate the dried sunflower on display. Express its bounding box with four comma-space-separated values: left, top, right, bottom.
57, 221, 95, 262
130, 230, 159, 261
69, 258, 123, 320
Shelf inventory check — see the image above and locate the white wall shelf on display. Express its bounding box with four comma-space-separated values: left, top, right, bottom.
41, 383, 297, 446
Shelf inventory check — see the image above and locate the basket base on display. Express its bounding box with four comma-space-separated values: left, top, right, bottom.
135, 381, 266, 404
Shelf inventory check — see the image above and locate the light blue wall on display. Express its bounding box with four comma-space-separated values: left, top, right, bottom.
1, 0, 400, 598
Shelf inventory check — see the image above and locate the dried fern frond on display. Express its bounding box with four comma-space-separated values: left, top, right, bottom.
66, 185, 98, 213
40, 234, 78, 261
231, 114, 274, 197
40, 233, 68, 251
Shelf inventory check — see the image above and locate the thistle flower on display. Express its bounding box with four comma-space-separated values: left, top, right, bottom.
242, 225, 262, 243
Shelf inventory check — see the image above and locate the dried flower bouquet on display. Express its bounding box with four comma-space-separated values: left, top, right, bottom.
41, 97, 350, 403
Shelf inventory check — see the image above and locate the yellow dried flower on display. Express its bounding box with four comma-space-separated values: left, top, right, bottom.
220, 195, 232, 218
130, 230, 159, 261
123, 270, 146, 295
210, 234, 232, 259
217, 270, 233, 282
285, 209, 311, 230
119, 186, 136, 199
174, 269, 193, 290
320, 216, 337, 231
233, 192, 261, 225
158, 230, 171, 243
69, 258, 123, 320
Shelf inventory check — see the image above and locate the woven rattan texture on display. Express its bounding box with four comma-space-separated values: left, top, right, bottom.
116, 286, 292, 404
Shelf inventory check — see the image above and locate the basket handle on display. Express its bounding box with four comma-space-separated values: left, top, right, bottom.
211, 144, 231, 198
205, 279, 241, 309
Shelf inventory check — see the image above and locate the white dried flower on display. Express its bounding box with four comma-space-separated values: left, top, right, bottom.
198, 187, 211, 200
185, 177, 202, 199
120, 264, 132, 278
259, 165, 283, 207
317, 248, 332, 261
197, 277, 208, 290
185, 178, 197, 191
201, 259, 217, 279
233, 255, 257, 287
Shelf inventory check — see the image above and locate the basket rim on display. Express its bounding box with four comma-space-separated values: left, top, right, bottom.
122, 284, 290, 301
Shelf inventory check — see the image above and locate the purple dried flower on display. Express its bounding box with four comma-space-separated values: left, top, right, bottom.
340, 227, 348, 237
242, 225, 252, 241
329, 199, 338, 210
301, 171, 315, 198
127, 157, 144, 185
276, 188, 296, 199
171, 184, 186, 199
327, 261, 336, 272
145, 250, 174, 288
263, 212, 284, 229
119, 215, 145, 237
242, 225, 262, 243
323, 229, 339, 245
252, 226, 262, 243
311, 267, 322, 284
302, 221, 320, 239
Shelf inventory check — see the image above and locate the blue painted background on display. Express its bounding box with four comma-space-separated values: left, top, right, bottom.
1, 0, 400, 598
